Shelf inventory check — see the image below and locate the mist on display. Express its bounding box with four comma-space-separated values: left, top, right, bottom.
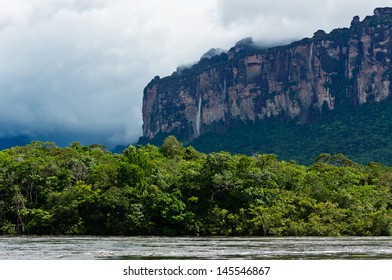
0, 0, 389, 148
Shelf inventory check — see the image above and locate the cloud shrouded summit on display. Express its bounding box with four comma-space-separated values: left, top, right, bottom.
0, 0, 389, 147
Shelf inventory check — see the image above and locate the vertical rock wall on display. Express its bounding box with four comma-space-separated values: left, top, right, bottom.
142, 8, 392, 142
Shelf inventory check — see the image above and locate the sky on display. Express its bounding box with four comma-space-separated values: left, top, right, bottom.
0, 0, 391, 148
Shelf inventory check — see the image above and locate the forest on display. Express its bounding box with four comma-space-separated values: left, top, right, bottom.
0, 136, 391, 236
188, 101, 392, 166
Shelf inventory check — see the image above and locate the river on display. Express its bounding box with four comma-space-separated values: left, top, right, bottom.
0, 236, 391, 260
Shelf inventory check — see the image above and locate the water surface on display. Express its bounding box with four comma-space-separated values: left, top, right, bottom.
0, 236, 391, 260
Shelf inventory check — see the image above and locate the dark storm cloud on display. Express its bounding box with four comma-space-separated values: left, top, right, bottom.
0, 0, 390, 147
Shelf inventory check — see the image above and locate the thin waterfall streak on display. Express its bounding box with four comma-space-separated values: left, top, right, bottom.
309, 42, 314, 79
196, 97, 202, 136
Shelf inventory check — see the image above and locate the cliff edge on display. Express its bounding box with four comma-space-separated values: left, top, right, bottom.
142, 8, 392, 143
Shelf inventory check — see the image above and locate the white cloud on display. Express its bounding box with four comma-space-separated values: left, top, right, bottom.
0, 0, 390, 147
215, 0, 392, 45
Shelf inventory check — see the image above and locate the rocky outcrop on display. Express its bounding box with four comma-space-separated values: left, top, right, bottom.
142, 8, 392, 142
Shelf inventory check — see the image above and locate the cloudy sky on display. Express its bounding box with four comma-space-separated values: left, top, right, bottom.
0, 0, 390, 148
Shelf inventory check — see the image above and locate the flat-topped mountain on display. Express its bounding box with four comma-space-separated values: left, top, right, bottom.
140, 8, 392, 164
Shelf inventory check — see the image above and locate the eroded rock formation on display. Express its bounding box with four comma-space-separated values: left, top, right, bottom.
142, 8, 392, 142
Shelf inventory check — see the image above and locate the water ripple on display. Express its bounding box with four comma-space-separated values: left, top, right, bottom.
0, 236, 391, 260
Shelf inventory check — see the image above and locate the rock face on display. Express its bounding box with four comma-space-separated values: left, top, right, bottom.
142, 8, 392, 142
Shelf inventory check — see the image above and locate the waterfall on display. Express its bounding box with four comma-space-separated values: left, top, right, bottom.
308, 42, 314, 83
309, 42, 313, 71
196, 97, 202, 136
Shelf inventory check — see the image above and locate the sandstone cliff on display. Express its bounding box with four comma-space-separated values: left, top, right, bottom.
142, 8, 392, 142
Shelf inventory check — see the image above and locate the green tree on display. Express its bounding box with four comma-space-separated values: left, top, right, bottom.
159, 136, 185, 159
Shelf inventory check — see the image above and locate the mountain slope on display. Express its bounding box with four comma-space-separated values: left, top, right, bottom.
190, 101, 392, 165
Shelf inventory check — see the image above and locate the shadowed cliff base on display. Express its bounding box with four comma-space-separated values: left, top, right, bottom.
139, 99, 392, 166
